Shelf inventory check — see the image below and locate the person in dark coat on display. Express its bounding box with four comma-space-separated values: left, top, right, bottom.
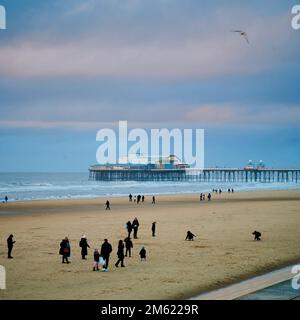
105, 200, 110, 210
115, 240, 125, 267
129, 194, 132, 202
185, 231, 196, 241
152, 196, 156, 204
137, 195, 141, 204
79, 235, 90, 259
5, 196, 8, 203
207, 193, 211, 201
139, 246, 146, 261
7, 234, 15, 259
142, 195, 145, 202
126, 221, 132, 238
252, 231, 262, 241
124, 237, 133, 257
152, 222, 156, 237
100, 239, 112, 271
132, 217, 140, 239
59, 237, 71, 263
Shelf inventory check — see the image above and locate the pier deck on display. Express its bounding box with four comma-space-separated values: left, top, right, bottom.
89, 167, 300, 182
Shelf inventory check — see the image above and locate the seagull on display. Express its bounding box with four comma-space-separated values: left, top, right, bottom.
231, 30, 249, 44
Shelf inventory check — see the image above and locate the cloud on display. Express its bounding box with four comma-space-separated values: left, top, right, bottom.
1, 102, 299, 130
0, 9, 297, 80
185, 104, 300, 126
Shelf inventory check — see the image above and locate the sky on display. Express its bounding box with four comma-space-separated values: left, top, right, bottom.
0, 0, 299, 171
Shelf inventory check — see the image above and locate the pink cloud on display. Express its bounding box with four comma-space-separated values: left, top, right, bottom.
0, 13, 295, 79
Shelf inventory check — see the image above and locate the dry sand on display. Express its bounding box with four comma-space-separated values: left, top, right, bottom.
0, 190, 300, 300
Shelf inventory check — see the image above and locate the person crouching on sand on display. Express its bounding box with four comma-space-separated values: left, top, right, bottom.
60, 237, 71, 263
139, 246, 146, 261
93, 249, 100, 271
185, 231, 196, 241
252, 230, 262, 241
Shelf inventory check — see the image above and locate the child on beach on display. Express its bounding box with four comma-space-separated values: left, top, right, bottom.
139, 246, 146, 261
93, 249, 100, 271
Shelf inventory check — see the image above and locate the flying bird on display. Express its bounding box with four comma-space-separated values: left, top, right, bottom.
231, 30, 249, 44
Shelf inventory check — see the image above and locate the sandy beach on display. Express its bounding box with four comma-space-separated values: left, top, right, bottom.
0, 190, 300, 300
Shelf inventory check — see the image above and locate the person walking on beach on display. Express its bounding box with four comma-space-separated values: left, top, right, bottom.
124, 237, 133, 257
105, 200, 110, 210
231, 188, 234, 193
100, 239, 112, 271
126, 220, 132, 238
7, 234, 15, 259
115, 240, 125, 267
139, 246, 146, 261
93, 249, 100, 271
207, 193, 211, 201
200, 193, 203, 201
137, 195, 141, 204
152, 222, 156, 237
185, 231, 196, 241
252, 231, 262, 241
129, 194, 133, 202
152, 196, 156, 204
79, 235, 90, 260
59, 237, 71, 264
142, 195, 145, 203
132, 217, 140, 239
5, 196, 8, 203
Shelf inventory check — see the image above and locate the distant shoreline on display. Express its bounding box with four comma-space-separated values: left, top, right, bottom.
1, 185, 300, 204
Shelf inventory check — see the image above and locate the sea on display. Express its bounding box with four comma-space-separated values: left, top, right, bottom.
0, 172, 299, 202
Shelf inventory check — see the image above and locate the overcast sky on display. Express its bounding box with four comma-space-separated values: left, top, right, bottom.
0, 0, 299, 171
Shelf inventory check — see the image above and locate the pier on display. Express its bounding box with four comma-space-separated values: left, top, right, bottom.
89, 166, 300, 183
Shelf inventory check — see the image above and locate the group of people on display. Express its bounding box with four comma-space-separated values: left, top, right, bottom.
126, 217, 140, 239
105, 195, 156, 210
58, 236, 147, 272
200, 188, 235, 201
200, 193, 211, 201
57, 216, 154, 271
128, 194, 156, 204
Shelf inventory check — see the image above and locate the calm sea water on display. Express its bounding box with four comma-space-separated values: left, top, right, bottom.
0, 172, 299, 202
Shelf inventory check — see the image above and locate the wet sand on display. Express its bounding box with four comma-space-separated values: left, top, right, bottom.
0, 190, 300, 300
